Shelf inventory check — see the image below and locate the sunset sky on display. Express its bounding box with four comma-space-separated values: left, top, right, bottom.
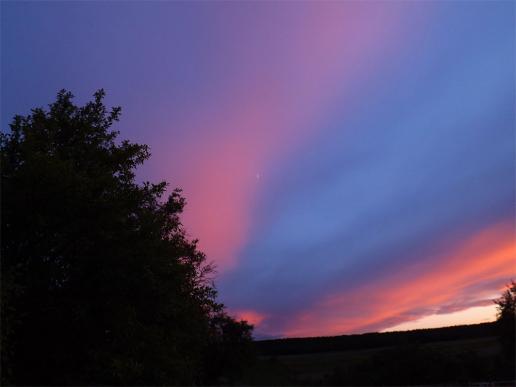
2, 1, 514, 338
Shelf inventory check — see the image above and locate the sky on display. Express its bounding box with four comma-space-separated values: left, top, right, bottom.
2, 1, 515, 338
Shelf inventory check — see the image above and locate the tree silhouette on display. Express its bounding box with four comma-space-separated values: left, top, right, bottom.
494, 280, 516, 371
1, 90, 253, 385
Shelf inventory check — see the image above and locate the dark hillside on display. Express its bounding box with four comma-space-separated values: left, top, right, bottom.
242, 323, 513, 385
255, 322, 497, 356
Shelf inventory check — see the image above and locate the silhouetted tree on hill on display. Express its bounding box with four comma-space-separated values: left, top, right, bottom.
494, 280, 516, 377
1, 90, 253, 385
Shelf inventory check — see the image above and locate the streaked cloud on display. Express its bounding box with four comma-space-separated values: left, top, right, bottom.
282, 221, 515, 337
2, 1, 514, 337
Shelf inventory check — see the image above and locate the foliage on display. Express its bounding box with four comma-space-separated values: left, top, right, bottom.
495, 281, 516, 323
494, 280, 516, 375
204, 314, 255, 384
1, 90, 253, 385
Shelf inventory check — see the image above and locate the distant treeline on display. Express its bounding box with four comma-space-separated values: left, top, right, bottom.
255, 322, 497, 356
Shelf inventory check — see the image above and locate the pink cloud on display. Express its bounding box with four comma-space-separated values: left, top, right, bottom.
152, 3, 429, 270
231, 309, 267, 327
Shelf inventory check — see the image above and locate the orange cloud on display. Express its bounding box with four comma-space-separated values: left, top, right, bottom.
283, 220, 515, 337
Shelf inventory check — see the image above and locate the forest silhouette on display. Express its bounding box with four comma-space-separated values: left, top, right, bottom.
1, 91, 514, 386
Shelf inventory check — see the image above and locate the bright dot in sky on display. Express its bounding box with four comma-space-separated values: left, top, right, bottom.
256, 173, 261, 180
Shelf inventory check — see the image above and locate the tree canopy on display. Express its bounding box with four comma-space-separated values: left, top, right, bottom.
494, 280, 516, 366
1, 90, 253, 385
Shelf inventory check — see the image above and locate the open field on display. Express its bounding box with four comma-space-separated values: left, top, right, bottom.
242, 324, 513, 386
